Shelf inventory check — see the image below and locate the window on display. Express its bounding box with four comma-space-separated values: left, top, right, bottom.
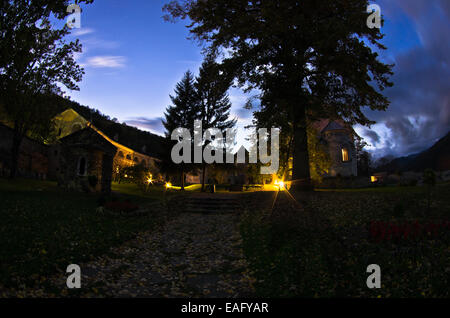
126, 154, 131, 160
78, 157, 87, 176
341, 148, 349, 162
118, 151, 124, 158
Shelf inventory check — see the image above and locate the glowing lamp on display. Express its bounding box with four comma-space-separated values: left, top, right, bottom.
165, 182, 172, 189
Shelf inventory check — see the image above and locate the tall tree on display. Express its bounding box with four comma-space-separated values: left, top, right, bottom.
195, 55, 236, 191
0, 0, 93, 178
163, 0, 394, 190
162, 70, 199, 190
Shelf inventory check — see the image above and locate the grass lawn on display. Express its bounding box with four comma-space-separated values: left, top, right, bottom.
0, 178, 168, 291
240, 183, 450, 297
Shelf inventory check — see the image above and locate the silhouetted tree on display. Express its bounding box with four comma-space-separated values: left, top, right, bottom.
162, 71, 200, 190
356, 139, 371, 176
0, 0, 93, 178
164, 0, 394, 190
195, 56, 236, 191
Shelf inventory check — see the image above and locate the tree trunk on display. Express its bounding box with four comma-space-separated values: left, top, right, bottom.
181, 168, 185, 190
291, 107, 312, 191
9, 127, 23, 179
201, 163, 206, 192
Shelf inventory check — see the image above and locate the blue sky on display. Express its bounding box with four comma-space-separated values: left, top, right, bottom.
62, 0, 450, 159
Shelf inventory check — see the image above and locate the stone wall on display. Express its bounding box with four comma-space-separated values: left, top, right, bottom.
323, 130, 357, 177
0, 124, 49, 178
57, 145, 105, 192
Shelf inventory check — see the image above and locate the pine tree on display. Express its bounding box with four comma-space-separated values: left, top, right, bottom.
162, 70, 199, 190
195, 56, 236, 191
164, 0, 394, 190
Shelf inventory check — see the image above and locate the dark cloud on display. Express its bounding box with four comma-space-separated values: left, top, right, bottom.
362, 129, 380, 146
126, 117, 165, 135
384, 116, 439, 155
363, 0, 450, 157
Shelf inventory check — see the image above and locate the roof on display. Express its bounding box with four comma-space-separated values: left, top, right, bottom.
59, 127, 118, 154
311, 119, 353, 134
57, 108, 159, 161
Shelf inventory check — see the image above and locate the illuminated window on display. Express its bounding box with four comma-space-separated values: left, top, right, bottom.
371, 176, 378, 183
341, 148, 349, 162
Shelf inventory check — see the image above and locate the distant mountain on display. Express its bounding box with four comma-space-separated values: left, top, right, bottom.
375, 131, 450, 172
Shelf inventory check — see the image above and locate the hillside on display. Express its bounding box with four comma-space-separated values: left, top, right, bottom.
376, 131, 450, 172
53, 95, 165, 159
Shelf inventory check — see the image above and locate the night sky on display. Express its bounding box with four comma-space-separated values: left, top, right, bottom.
64, 0, 450, 159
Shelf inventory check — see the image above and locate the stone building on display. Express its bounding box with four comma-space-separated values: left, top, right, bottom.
312, 119, 358, 177
56, 127, 117, 193
50, 109, 160, 182
0, 108, 162, 192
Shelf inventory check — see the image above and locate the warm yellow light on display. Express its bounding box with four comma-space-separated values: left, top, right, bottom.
342, 148, 349, 162
147, 178, 153, 184
274, 179, 285, 190
165, 182, 172, 189
124, 174, 128, 178
371, 176, 377, 183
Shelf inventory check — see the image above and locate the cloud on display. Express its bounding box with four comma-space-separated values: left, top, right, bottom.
126, 117, 165, 135
362, 129, 381, 146
82, 38, 120, 50
70, 27, 95, 37
361, 0, 450, 158
83, 56, 126, 68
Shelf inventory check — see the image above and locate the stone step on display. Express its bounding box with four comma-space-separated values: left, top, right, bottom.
184, 204, 240, 209
182, 197, 241, 214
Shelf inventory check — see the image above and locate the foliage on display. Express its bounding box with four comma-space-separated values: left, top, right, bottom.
0, 178, 166, 290
240, 185, 450, 297
120, 164, 153, 192
163, 70, 200, 137
423, 169, 436, 187
162, 71, 200, 189
307, 125, 331, 183
0, 0, 94, 177
423, 168, 436, 212
163, 0, 394, 187
356, 138, 371, 176
195, 55, 236, 190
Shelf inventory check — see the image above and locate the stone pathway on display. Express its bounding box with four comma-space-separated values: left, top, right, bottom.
37, 195, 255, 298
